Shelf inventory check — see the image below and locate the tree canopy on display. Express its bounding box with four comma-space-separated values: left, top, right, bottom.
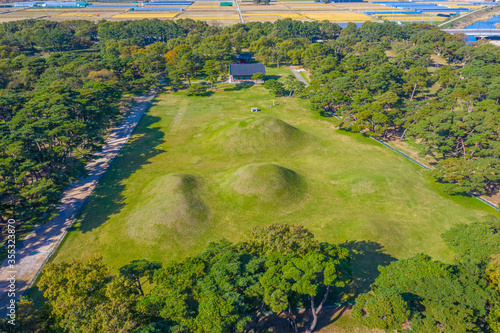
353, 218, 500, 332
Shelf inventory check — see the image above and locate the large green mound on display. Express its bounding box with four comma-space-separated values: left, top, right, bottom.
126, 173, 210, 246
203, 116, 312, 154
225, 163, 307, 202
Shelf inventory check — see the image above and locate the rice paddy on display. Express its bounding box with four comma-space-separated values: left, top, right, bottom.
240, 3, 292, 11
180, 16, 239, 19
243, 13, 303, 18
304, 12, 374, 21
177, 12, 239, 19
0, 9, 59, 19
112, 12, 179, 19
377, 14, 446, 21
0, 0, 489, 24
188, 6, 232, 9
54, 12, 102, 17
287, 5, 344, 10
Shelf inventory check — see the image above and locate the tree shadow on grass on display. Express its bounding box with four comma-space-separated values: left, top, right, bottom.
190, 90, 214, 97
319, 109, 334, 117
334, 240, 397, 300
310, 305, 351, 333
256, 305, 352, 333
69, 109, 164, 234
26, 282, 46, 310
224, 82, 255, 91
306, 241, 396, 332
265, 75, 282, 81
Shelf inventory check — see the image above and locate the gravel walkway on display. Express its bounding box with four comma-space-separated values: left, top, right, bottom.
0, 89, 158, 316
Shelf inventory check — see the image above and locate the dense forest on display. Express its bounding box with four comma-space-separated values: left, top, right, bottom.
2, 219, 499, 332
0, 17, 499, 332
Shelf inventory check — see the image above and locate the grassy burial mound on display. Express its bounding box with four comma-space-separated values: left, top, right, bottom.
125, 173, 210, 250
224, 163, 307, 205
203, 117, 313, 155
52, 78, 497, 286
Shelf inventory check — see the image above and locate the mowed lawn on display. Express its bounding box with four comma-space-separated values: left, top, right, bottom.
51, 66, 498, 298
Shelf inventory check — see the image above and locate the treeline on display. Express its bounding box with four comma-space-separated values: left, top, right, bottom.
0, 18, 341, 54
3, 219, 499, 332
353, 217, 500, 332
0, 50, 165, 224
0, 21, 173, 224
0, 85, 121, 224
305, 22, 500, 196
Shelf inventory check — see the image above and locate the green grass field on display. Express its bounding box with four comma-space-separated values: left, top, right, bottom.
49, 66, 498, 301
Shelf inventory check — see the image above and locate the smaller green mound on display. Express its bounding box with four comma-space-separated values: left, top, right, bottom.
126, 174, 210, 247
203, 116, 313, 154
225, 163, 307, 203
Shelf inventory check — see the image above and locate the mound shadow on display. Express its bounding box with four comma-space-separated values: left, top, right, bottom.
125, 173, 211, 246
73, 109, 164, 234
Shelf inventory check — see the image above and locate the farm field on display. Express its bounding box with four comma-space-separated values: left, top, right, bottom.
0, 8, 62, 22
177, 9, 239, 18
175, 0, 240, 25
303, 12, 374, 21
49, 65, 497, 301
0, 0, 488, 24
113, 12, 179, 19
375, 13, 447, 21
240, 2, 308, 22
51, 10, 122, 20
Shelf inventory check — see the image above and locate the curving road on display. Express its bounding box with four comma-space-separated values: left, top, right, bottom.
0, 88, 158, 316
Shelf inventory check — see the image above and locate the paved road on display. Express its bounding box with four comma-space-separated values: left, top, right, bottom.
442, 28, 500, 37
288, 65, 309, 87
0, 89, 157, 316
235, 0, 244, 23
438, 6, 492, 27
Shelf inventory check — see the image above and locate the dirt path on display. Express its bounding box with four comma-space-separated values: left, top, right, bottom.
0, 88, 158, 316
169, 98, 188, 134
